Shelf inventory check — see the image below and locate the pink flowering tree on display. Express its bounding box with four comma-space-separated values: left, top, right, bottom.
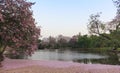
0, 0, 40, 63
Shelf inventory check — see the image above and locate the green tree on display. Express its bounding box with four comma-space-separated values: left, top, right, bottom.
77, 35, 91, 48
89, 35, 100, 48
87, 0, 120, 50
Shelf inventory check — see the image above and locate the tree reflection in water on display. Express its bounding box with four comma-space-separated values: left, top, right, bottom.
29, 49, 120, 65
73, 53, 120, 65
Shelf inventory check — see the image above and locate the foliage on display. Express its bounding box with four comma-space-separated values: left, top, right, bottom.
87, 13, 106, 35
0, 0, 40, 59
68, 36, 78, 48
87, 0, 120, 50
39, 34, 112, 52
77, 35, 91, 48
38, 0, 120, 53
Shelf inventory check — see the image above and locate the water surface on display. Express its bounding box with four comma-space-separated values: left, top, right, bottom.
28, 49, 120, 65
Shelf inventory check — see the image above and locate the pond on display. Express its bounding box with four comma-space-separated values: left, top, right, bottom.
28, 49, 120, 65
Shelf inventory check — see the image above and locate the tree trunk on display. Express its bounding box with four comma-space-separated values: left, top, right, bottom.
0, 45, 6, 67
0, 52, 4, 67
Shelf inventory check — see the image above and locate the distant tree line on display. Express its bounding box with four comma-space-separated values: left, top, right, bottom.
38, 0, 120, 52
38, 33, 115, 51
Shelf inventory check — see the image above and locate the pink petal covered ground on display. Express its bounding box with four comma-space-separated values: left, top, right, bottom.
0, 58, 120, 73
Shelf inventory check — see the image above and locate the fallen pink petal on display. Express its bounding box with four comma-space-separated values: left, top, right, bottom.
0, 58, 120, 73
1, 0, 120, 73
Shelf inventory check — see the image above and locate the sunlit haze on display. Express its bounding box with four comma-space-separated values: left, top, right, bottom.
29, 0, 116, 38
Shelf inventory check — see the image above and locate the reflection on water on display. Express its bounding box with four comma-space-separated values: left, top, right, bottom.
28, 49, 120, 65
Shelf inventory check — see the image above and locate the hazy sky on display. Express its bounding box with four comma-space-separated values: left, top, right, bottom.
29, 0, 116, 38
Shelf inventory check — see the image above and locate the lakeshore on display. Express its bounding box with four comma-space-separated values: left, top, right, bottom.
0, 58, 120, 73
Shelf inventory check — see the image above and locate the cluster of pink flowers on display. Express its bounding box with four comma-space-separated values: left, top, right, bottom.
0, 0, 40, 56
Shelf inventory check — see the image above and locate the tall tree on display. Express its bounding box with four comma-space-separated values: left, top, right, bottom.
0, 0, 40, 64
77, 35, 91, 48
48, 36, 56, 49
87, 0, 120, 50
87, 13, 112, 40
